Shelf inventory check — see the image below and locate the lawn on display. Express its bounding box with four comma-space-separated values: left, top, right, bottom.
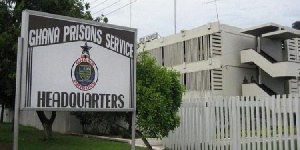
0, 123, 147, 150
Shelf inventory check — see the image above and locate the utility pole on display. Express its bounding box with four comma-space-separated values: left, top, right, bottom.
174, 0, 176, 34
130, 0, 132, 27
203, 0, 221, 30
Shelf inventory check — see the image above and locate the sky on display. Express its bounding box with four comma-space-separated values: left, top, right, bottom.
87, 0, 300, 39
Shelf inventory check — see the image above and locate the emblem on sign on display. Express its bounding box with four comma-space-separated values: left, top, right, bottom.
71, 42, 98, 91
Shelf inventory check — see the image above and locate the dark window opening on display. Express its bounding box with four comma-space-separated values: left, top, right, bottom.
183, 41, 186, 62
162, 47, 164, 66
183, 73, 187, 87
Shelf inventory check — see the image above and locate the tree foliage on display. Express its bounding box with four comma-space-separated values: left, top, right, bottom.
0, 1, 18, 122
136, 52, 185, 138
95, 14, 109, 23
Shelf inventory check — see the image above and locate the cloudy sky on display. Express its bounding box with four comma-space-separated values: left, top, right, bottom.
87, 0, 300, 39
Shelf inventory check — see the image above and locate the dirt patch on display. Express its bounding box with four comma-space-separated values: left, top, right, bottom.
0, 142, 13, 150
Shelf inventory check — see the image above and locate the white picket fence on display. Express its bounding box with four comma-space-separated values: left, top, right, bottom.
163, 95, 300, 150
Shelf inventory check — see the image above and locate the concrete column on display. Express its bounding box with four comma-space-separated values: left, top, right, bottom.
257, 36, 262, 84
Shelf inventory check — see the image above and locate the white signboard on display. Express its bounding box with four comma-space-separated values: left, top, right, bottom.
20, 10, 136, 111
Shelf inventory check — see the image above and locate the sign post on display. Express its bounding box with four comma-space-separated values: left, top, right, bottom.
15, 10, 137, 149
131, 111, 136, 150
13, 37, 23, 150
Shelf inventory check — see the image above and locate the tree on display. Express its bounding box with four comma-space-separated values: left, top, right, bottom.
72, 52, 184, 150
36, 111, 56, 139
0, 0, 107, 139
95, 14, 109, 23
135, 52, 185, 150
0, 2, 17, 123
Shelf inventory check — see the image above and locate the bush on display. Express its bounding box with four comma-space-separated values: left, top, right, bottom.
71, 112, 126, 136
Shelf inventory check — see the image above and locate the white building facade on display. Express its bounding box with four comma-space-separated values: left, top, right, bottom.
138, 22, 300, 97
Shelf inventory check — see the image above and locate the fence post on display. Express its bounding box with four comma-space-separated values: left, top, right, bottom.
288, 95, 295, 150
231, 97, 237, 150
296, 95, 300, 150
255, 96, 261, 150
277, 95, 283, 150
241, 96, 246, 150
265, 95, 272, 150
224, 97, 230, 149
236, 96, 241, 150
271, 95, 277, 149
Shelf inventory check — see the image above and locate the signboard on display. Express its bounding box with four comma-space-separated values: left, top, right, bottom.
20, 10, 136, 111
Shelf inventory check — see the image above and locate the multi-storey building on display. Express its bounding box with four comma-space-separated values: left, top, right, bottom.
138, 22, 300, 97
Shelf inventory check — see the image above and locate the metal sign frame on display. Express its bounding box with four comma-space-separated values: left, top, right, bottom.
14, 10, 137, 150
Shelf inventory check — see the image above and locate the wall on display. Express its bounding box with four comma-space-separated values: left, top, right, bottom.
242, 83, 269, 96
222, 67, 256, 96
0, 106, 83, 133
182, 91, 213, 99
19, 111, 82, 133
220, 31, 256, 96
261, 38, 283, 61
261, 70, 285, 94
221, 31, 255, 66
0, 106, 13, 123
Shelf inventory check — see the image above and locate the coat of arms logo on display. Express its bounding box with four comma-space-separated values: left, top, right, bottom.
71, 42, 98, 91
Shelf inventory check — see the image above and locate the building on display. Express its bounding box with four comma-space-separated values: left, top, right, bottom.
138, 22, 300, 97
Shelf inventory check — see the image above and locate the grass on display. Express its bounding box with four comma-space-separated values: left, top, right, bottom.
0, 123, 147, 150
